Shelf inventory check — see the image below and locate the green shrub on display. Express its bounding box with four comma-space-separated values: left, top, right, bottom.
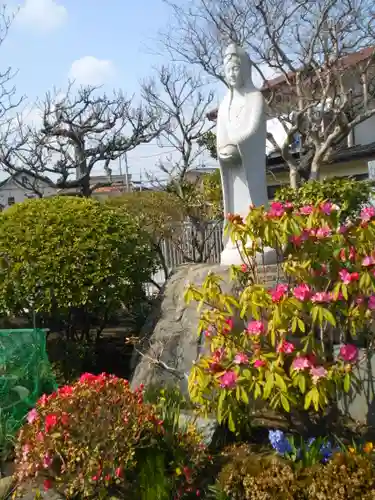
0, 196, 157, 340
275, 177, 374, 221
14, 373, 208, 499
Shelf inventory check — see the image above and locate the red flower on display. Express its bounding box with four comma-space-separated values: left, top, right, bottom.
45, 414, 58, 433
277, 340, 295, 354
115, 467, 123, 477
270, 284, 288, 303
79, 373, 98, 384
240, 263, 248, 272
254, 359, 266, 368
223, 318, 234, 333
43, 479, 52, 491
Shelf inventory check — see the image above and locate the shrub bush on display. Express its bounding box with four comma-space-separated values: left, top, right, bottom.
0, 196, 157, 340
14, 373, 208, 499
213, 444, 375, 499
275, 177, 374, 221
185, 201, 375, 430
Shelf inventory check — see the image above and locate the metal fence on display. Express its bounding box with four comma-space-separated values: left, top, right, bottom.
147, 220, 223, 295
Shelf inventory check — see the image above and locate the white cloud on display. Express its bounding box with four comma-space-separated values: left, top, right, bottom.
69, 56, 116, 86
16, 0, 67, 32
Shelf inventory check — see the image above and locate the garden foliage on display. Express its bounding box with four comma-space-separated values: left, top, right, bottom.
0, 196, 157, 340
275, 177, 374, 221
185, 200, 375, 430
14, 374, 208, 499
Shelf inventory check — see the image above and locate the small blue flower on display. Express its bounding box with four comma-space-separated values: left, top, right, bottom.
307, 437, 316, 448
320, 441, 333, 463
268, 429, 292, 455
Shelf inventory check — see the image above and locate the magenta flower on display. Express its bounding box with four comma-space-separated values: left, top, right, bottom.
219, 370, 238, 389
246, 320, 265, 335
254, 359, 266, 368
362, 255, 375, 267
320, 202, 334, 215
368, 295, 375, 310
27, 408, 38, 424
339, 344, 358, 363
234, 353, 249, 365
212, 348, 226, 362
338, 224, 349, 234
310, 366, 328, 384
268, 201, 285, 218
299, 205, 314, 215
339, 269, 359, 285
293, 283, 311, 302
316, 226, 332, 239
311, 292, 332, 303
361, 206, 375, 222
292, 356, 313, 371
43, 453, 53, 469
271, 283, 288, 303
277, 340, 295, 354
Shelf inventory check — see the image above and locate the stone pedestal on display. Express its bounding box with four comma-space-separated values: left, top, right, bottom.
131, 262, 282, 395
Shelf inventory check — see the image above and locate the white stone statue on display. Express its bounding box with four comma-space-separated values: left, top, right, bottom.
217, 44, 276, 265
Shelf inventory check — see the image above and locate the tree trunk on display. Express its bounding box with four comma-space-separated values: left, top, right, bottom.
289, 166, 298, 189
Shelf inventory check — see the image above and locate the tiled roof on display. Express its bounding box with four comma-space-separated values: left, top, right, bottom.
207, 46, 375, 121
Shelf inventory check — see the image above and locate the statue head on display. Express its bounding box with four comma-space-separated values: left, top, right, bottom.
223, 44, 254, 90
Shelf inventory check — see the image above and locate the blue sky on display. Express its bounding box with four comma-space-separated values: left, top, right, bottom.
0, 0, 192, 180
3, 0, 173, 100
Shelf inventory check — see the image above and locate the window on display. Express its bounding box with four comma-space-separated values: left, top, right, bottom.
7, 196, 15, 206
21, 175, 28, 185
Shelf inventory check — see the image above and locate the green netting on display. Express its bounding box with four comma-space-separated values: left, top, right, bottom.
0, 329, 57, 452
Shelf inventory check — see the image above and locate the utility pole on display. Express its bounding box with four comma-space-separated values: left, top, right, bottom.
124, 153, 130, 192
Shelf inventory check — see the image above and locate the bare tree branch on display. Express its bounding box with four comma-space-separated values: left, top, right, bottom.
161, 0, 375, 184
2, 84, 165, 196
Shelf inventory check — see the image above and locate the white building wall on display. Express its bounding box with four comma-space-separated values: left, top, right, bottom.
354, 115, 375, 146
0, 178, 57, 210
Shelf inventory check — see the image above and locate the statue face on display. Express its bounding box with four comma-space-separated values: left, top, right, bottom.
224, 56, 243, 89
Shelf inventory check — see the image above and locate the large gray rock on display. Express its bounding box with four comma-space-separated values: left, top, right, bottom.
131, 262, 280, 395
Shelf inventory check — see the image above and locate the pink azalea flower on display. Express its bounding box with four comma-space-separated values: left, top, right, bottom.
361, 206, 375, 222
234, 353, 249, 365
339, 269, 359, 285
310, 366, 328, 384
284, 201, 294, 209
362, 255, 375, 267
277, 340, 295, 354
240, 264, 248, 272
246, 320, 265, 335
271, 283, 288, 303
311, 292, 332, 303
320, 202, 333, 215
219, 370, 238, 389
292, 356, 313, 371
368, 295, 375, 310
299, 205, 314, 215
316, 226, 332, 239
268, 201, 285, 218
339, 344, 358, 363
293, 283, 311, 302
27, 408, 38, 424
254, 359, 266, 368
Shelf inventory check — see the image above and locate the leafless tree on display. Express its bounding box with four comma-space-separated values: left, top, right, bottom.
1, 84, 164, 196
161, 0, 375, 187
141, 65, 220, 263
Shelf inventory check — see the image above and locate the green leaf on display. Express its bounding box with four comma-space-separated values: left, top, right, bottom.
228, 411, 236, 432
274, 373, 287, 392
298, 375, 306, 394
344, 372, 351, 393
322, 308, 336, 326
304, 389, 313, 410
263, 373, 274, 399
280, 394, 290, 412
